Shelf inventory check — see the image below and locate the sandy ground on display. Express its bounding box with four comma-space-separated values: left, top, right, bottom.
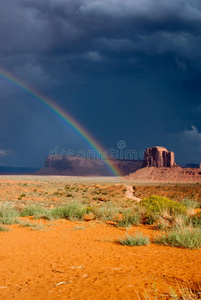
0, 176, 201, 299
1, 220, 201, 300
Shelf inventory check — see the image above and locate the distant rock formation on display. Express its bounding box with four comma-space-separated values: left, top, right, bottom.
143, 146, 176, 168
126, 166, 201, 183
36, 155, 143, 176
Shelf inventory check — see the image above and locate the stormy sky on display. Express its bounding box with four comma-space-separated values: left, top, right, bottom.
0, 0, 201, 167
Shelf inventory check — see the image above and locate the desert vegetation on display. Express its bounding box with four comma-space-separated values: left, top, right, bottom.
154, 227, 201, 249
1, 189, 201, 250
119, 232, 150, 246
0, 176, 201, 299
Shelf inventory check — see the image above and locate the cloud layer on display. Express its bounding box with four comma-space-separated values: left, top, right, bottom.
1, 1, 201, 59
0, 0, 201, 166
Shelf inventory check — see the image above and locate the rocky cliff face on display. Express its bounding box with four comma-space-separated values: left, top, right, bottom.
143, 146, 176, 168
36, 155, 143, 176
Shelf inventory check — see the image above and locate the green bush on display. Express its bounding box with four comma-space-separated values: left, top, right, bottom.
141, 195, 187, 224
154, 227, 201, 249
116, 209, 140, 227
20, 205, 50, 219
120, 232, 150, 246
50, 202, 87, 220
0, 204, 19, 225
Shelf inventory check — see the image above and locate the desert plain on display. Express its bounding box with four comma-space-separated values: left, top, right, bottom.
0, 175, 201, 300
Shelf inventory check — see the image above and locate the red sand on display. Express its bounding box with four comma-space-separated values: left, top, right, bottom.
0, 219, 201, 300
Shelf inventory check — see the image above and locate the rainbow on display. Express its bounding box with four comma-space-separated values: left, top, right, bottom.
0, 67, 120, 176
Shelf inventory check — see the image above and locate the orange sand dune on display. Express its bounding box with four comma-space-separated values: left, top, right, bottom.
0, 220, 201, 300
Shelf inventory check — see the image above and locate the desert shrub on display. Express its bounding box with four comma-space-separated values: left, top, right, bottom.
53, 191, 61, 196
116, 208, 141, 227
171, 214, 189, 229
50, 202, 87, 221
19, 221, 37, 228
141, 195, 187, 224
92, 204, 121, 222
188, 212, 201, 228
31, 221, 46, 231
154, 227, 201, 249
20, 205, 50, 219
181, 199, 199, 209
20, 194, 26, 198
0, 225, 9, 232
19, 221, 46, 230
0, 204, 19, 225
66, 193, 73, 197
154, 218, 170, 231
119, 232, 150, 246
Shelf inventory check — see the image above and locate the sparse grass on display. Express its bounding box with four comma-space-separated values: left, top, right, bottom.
92, 203, 121, 222
154, 227, 201, 249
31, 222, 47, 231
141, 281, 201, 300
116, 208, 141, 227
70, 226, 85, 231
188, 212, 201, 229
20, 205, 51, 219
0, 225, 9, 232
119, 232, 150, 246
154, 218, 169, 231
19, 221, 38, 228
0, 204, 19, 225
170, 282, 201, 300
181, 199, 200, 209
50, 202, 87, 221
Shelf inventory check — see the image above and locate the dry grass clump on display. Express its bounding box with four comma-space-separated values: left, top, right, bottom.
20, 205, 52, 220
0, 225, 9, 232
154, 227, 201, 249
169, 282, 201, 300
142, 281, 201, 299
50, 201, 88, 221
116, 208, 141, 227
181, 199, 200, 209
19, 220, 47, 231
188, 212, 201, 229
119, 232, 150, 246
91, 203, 121, 222
0, 204, 19, 225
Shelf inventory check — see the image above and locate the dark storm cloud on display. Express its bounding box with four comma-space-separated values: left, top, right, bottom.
1, 0, 201, 166
0, 0, 201, 59
0, 0, 200, 88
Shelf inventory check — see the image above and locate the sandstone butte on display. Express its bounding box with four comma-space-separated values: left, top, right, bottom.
143, 146, 176, 168
127, 146, 201, 182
